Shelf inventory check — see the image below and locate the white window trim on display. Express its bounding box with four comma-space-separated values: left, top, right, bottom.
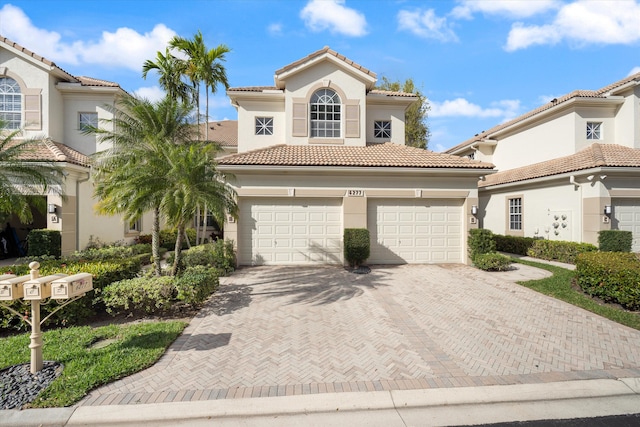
255, 116, 273, 136
310, 88, 342, 138
586, 122, 602, 140
374, 120, 391, 139
79, 112, 98, 132
507, 196, 524, 236
125, 219, 141, 235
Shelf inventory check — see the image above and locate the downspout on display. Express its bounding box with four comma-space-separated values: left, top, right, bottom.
75, 170, 91, 251
569, 176, 582, 242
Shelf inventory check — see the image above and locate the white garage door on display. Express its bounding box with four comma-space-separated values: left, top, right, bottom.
612, 199, 640, 252
368, 199, 463, 264
239, 198, 343, 265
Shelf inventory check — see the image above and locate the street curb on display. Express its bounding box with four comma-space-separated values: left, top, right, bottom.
2, 378, 639, 427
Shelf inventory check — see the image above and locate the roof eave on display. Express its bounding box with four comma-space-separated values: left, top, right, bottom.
218, 164, 494, 175
478, 166, 640, 190
274, 53, 377, 90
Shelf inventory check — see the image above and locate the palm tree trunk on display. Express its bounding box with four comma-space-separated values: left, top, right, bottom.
200, 205, 208, 245
152, 206, 161, 276
172, 223, 185, 276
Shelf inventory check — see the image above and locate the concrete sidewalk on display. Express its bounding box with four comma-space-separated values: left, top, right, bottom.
3, 377, 640, 426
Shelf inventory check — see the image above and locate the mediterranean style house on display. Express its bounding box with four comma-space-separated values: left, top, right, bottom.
446, 72, 640, 252
218, 47, 494, 266
0, 35, 154, 254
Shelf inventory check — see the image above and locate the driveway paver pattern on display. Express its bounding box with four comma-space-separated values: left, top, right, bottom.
81, 264, 640, 405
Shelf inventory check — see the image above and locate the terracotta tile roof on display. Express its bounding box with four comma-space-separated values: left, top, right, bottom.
1, 35, 76, 81
227, 86, 279, 92
198, 120, 237, 147
447, 72, 640, 154
218, 143, 493, 169
480, 143, 640, 187
275, 46, 376, 79
75, 76, 120, 88
368, 89, 417, 98
12, 138, 90, 167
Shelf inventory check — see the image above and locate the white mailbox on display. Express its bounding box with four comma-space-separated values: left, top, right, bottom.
0, 274, 30, 301
23, 274, 68, 301
51, 273, 93, 300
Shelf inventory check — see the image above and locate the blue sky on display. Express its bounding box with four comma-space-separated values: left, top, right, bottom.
1, 0, 639, 151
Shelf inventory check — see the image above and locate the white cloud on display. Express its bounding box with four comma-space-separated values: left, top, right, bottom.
267, 23, 283, 36
451, 0, 558, 20
300, 0, 367, 37
506, 0, 640, 51
430, 98, 521, 121
630, 66, 640, 75
397, 9, 458, 42
0, 4, 176, 71
133, 86, 165, 102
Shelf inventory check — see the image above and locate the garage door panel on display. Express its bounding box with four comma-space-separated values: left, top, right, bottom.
612, 199, 640, 252
368, 199, 463, 264
240, 198, 343, 265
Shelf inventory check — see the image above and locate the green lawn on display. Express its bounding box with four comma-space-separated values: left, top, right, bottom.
0, 321, 186, 407
513, 258, 640, 331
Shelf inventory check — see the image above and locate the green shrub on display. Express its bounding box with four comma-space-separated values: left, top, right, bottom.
527, 239, 597, 264
65, 243, 152, 262
175, 266, 219, 306
102, 276, 176, 314
473, 252, 512, 271
344, 229, 370, 267
27, 229, 61, 258
468, 229, 495, 260
576, 252, 640, 310
0, 259, 141, 331
598, 230, 633, 253
170, 240, 235, 275
160, 228, 197, 250
135, 234, 153, 245
494, 234, 539, 256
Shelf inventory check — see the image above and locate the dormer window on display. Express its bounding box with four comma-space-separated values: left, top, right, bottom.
374, 120, 391, 139
310, 89, 341, 138
0, 77, 21, 129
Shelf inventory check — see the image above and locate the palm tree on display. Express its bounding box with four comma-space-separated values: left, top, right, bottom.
142, 48, 193, 105
89, 95, 196, 276
0, 121, 63, 224
169, 31, 230, 141
169, 31, 230, 244
159, 141, 237, 275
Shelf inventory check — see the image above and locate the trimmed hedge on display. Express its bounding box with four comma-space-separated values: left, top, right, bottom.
0, 259, 141, 331
598, 230, 633, 253
576, 252, 640, 310
344, 229, 370, 267
527, 240, 597, 264
160, 228, 197, 250
175, 266, 220, 306
179, 240, 236, 275
473, 252, 512, 271
468, 229, 495, 260
494, 234, 539, 256
102, 276, 176, 314
27, 229, 61, 258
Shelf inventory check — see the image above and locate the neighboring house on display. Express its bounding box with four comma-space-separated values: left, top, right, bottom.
0, 36, 153, 254
218, 47, 494, 266
446, 72, 640, 251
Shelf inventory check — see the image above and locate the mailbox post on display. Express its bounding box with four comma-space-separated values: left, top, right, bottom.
0, 262, 92, 374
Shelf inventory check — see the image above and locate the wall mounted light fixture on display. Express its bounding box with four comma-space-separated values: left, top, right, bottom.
604, 205, 612, 216
471, 205, 478, 216
48, 204, 57, 214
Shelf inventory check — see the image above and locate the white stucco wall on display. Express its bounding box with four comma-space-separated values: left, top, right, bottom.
236, 98, 285, 153
574, 106, 616, 152
61, 94, 116, 155
481, 180, 584, 242
365, 103, 406, 145
613, 86, 640, 149
284, 62, 368, 147
490, 110, 577, 170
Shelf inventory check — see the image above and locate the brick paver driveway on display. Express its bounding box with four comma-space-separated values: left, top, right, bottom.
82, 265, 640, 406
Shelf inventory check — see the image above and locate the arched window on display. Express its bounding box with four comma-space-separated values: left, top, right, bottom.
310, 88, 341, 138
0, 77, 21, 129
